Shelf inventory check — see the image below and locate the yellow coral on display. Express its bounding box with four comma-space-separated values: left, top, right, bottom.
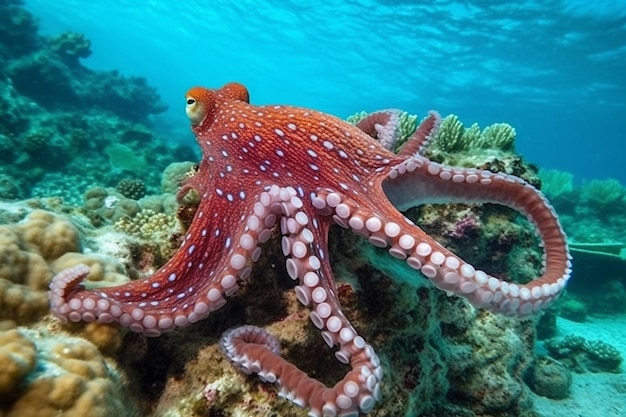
0, 210, 80, 324
114, 209, 179, 241
50, 253, 129, 287
0, 328, 37, 396
2, 329, 134, 417
19, 210, 81, 260
82, 186, 141, 224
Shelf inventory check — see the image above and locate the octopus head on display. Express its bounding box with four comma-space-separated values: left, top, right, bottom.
185, 87, 214, 126
185, 83, 250, 127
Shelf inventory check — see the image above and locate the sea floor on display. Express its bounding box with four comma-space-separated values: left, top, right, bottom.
532, 315, 626, 416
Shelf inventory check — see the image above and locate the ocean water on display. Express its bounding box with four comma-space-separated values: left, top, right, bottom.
24, 0, 626, 184
2, 2, 625, 416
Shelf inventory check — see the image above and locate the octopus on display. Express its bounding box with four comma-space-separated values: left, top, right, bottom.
49, 82, 571, 416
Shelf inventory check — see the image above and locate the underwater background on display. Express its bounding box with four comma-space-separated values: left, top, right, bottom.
25, 0, 626, 184
0, 1, 625, 416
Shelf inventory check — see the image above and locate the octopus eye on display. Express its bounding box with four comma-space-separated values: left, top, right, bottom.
186, 98, 196, 106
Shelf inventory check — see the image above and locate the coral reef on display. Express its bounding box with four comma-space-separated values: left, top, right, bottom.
121, 232, 541, 417
536, 171, 626, 318
580, 178, 625, 214
3, 3, 619, 416
0, 2, 197, 205
421, 114, 539, 188
48, 31, 92, 66
0, 0, 38, 58
113, 209, 182, 274
161, 161, 197, 194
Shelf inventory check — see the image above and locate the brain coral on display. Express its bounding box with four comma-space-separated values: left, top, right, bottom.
0, 210, 80, 324
0, 326, 135, 417
0, 208, 128, 354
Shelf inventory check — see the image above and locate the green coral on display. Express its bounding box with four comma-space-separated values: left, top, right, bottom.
480, 123, 516, 151
431, 115, 516, 153
580, 178, 624, 207
392, 112, 418, 150
538, 168, 574, 198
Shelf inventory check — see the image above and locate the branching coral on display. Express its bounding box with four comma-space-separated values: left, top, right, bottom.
431, 115, 516, 153
538, 168, 574, 198
113, 209, 182, 275
580, 178, 625, 210
113, 209, 179, 241
419, 114, 538, 186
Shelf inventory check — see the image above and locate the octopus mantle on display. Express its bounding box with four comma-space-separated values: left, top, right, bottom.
49, 83, 570, 416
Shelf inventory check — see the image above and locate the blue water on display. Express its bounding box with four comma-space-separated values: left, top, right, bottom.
25, 0, 626, 184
